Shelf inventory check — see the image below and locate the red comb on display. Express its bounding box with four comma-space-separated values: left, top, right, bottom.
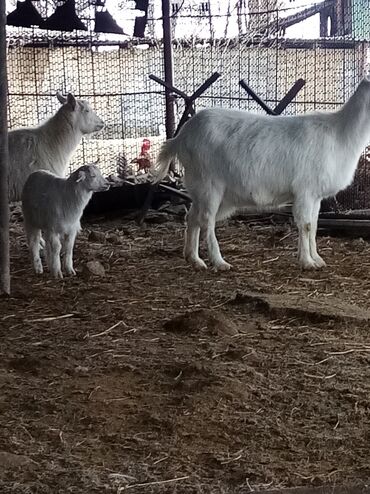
141, 138, 151, 153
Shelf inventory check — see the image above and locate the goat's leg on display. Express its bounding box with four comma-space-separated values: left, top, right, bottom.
63, 230, 77, 276
39, 236, 46, 250
293, 197, 319, 270
309, 199, 326, 268
26, 227, 43, 274
203, 203, 231, 271
184, 204, 207, 270
45, 233, 63, 279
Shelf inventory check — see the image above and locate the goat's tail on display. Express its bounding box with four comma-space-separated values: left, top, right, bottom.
152, 137, 179, 183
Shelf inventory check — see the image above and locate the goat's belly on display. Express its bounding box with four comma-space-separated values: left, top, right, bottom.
226, 188, 293, 210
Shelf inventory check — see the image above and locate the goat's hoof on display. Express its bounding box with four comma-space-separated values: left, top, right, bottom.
185, 254, 207, 271
300, 257, 321, 270
34, 261, 43, 274
52, 271, 64, 280
65, 267, 76, 276
189, 259, 207, 271
312, 256, 326, 269
193, 261, 208, 271
214, 261, 232, 272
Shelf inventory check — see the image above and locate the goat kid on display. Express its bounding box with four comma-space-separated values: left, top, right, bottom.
8, 92, 104, 202
155, 76, 370, 271
22, 164, 109, 279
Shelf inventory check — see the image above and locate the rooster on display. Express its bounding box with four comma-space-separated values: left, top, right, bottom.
131, 138, 153, 173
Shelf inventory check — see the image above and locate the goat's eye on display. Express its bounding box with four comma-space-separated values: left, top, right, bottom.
85, 108, 90, 113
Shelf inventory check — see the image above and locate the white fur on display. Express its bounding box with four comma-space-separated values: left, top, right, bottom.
21, 164, 109, 279
154, 77, 370, 271
8, 93, 104, 202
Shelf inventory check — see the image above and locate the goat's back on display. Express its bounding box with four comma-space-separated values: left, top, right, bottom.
173, 108, 353, 204
22, 170, 83, 233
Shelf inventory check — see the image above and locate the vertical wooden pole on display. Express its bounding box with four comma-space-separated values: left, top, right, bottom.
0, 0, 10, 295
162, 0, 175, 139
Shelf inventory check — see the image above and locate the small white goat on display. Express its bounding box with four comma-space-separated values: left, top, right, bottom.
22, 164, 109, 279
8, 92, 104, 202
155, 76, 370, 271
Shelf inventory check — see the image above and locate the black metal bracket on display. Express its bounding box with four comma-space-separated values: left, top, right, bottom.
149, 71, 221, 136
238, 78, 306, 115
136, 72, 221, 225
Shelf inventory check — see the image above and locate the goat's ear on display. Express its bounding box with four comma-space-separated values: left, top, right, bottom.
56, 91, 67, 104
76, 170, 86, 183
67, 93, 77, 110
365, 73, 370, 83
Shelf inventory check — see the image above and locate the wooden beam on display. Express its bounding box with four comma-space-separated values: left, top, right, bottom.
0, 0, 10, 295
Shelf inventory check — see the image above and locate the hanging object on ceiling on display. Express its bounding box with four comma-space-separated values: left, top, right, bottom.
135, 0, 149, 10
39, 0, 87, 31
133, 0, 149, 38
95, 9, 125, 34
6, 0, 43, 28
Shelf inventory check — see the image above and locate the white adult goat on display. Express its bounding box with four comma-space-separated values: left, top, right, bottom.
22, 164, 109, 279
8, 92, 104, 202
155, 76, 370, 271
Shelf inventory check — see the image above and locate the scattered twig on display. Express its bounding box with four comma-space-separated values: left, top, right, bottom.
88, 320, 127, 339
109, 473, 137, 482
24, 313, 75, 323
293, 356, 334, 366
298, 278, 328, 283
326, 349, 360, 355
123, 475, 190, 490
245, 478, 254, 492
304, 372, 337, 379
315, 356, 334, 365
279, 231, 293, 242
88, 386, 101, 400
121, 327, 137, 336
221, 453, 243, 464
1, 314, 15, 320
210, 299, 230, 309
105, 397, 127, 402
262, 256, 279, 264
152, 456, 169, 465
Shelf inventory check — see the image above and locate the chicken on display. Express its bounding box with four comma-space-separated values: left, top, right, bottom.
131, 138, 153, 173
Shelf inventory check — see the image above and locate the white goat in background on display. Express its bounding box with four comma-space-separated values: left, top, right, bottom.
8, 92, 104, 202
155, 76, 370, 271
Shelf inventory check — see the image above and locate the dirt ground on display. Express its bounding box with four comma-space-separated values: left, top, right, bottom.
1, 207, 370, 493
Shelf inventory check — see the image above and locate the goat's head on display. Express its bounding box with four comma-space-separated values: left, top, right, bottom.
57, 92, 105, 135
72, 163, 110, 192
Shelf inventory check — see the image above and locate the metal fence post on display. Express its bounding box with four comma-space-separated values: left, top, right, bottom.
0, 0, 10, 295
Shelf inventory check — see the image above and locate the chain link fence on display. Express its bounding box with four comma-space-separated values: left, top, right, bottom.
5, 0, 370, 213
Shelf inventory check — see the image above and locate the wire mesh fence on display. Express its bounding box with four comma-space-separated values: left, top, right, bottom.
4, 0, 370, 213
6, 39, 167, 178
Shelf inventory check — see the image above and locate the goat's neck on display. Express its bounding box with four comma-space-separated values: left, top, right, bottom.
37, 111, 83, 176
337, 86, 370, 154
68, 183, 93, 210
62, 182, 93, 221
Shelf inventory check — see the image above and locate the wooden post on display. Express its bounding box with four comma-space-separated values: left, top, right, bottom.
0, 0, 10, 295
162, 0, 175, 140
